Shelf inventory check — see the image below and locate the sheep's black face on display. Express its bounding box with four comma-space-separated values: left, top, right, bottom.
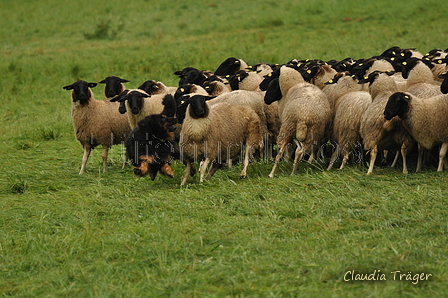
118, 102, 127, 114
228, 70, 249, 91
174, 85, 193, 102
384, 92, 410, 120
138, 80, 159, 95
400, 58, 420, 79
63, 80, 97, 105
259, 68, 280, 91
189, 95, 208, 118
127, 92, 145, 115
214, 57, 240, 76
99, 76, 129, 98
264, 78, 282, 105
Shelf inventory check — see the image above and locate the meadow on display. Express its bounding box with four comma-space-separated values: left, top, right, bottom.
1, 0, 448, 296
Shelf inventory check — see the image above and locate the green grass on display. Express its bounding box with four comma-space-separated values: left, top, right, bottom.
1, 0, 448, 296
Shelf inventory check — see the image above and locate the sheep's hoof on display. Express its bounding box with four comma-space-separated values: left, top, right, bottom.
240, 175, 246, 179
268, 174, 274, 178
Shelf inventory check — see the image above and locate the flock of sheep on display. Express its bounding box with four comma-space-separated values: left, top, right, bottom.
63, 46, 448, 184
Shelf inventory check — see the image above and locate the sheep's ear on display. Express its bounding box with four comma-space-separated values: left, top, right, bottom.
174, 71, 182, 76
110, 90, 129, 102
88, 83, 97, 88
402, 94, 411, 102
62, 85, 73, 90
385, 70, 396, 76
120, 78, 130, 83
98, 79, 106, 84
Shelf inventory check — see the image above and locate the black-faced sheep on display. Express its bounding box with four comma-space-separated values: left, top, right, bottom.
400, 57, 441, 98
358, 71, 415, 175
384, 92, 448, 172
110, 89, 165, 129
174, 83, 209, 103
63, 80, 131, 174
138, 80, 178, 95
228, 70, 263, 91
178, 94, 263, 185
98, 76, 130, 114
174, 67, 213, 86
214, 57, 249, 76
263, 66, 331, 177
324, 73, 372, 170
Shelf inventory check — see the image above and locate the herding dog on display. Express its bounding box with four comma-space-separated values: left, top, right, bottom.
125, 114, 180, 180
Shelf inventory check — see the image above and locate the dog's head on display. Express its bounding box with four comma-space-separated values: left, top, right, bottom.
137, 114, 178, 141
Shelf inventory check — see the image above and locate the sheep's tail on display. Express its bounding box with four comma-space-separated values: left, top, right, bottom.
295, 121, 308, 142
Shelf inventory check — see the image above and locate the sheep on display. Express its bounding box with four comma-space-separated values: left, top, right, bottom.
202, 79, 232, 96
384, 92, 448, 172
311, 64, 337, 90
174, 83, 209, 103
214, 57, 249, 76
227, 70, 263, 91
174, 67, 213, 86
178, 94, 263, 185
327, 90, 372, 170
358, 71, 415, 175
400, 57, 441, 98
98, 75, 130, 114
322, 73, 372, 170
424, 50, 448, 82
110, 89, 165, 129
249, 63, 279, 78
263, 65, 332, 177
63, 80, 131, 174
138, 80, 178, 95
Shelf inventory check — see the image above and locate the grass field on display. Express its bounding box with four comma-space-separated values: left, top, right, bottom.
1, 0, 448, 296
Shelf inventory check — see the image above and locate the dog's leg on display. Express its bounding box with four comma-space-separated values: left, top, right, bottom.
79, 145, 92, 174
160, 163, 175, 178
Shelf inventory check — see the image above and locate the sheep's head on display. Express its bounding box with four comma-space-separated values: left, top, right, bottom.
174, 67, 207, 86
110, 90, 150, 115
438, 71, 448, 94
384, 92, 411, 120
264, 78, 282, 105
214, 57, 242, 76
400, 57, 422, 79
228, 70, 249, 90
259, 68, 280, 91
98, 76, 130, 99
63, 80, 97, 105
138, 80, 162, 95
175, 84, 194, 103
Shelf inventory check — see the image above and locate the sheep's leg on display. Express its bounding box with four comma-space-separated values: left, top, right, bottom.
327, 145, 341, 171
180, 159, 191, 186
291, 142, 304, 175
240, 145, 252, 179
391, 151, 399, 168
416, 144, 423, 173
437, 143, 448, 172
268, 143, 288, 178
401, 143, 408, 174
340, 149, 350, 170
79, 145, 92, 174
199, 158, 211, 182
367, 146, 378, 175
101, 145, 109, 173
207, 162, 222, 180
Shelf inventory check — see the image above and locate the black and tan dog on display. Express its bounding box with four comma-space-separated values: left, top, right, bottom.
125, 113, 180, 180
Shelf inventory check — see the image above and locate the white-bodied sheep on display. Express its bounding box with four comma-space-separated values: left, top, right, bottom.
400, 57, 441, 98
214, 57, 249, 76
264, 65, 332, 177
228, 70, 263, 91
63, 80, 131, 174
384, 92, 448, 172
178, 95, 263, 185
358, 71, 415, 175
203, 80, 232, 96
111, 89, 165, 129
138, 80, 178, 95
